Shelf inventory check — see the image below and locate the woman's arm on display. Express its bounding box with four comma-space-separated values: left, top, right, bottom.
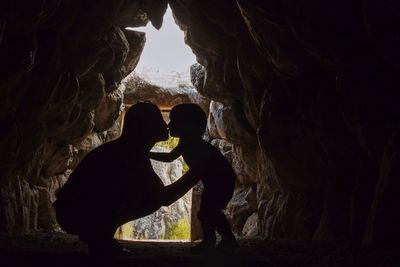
161, 169, 201, 206
149, 146, 181, 162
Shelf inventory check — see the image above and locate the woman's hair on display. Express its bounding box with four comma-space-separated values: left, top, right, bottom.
170, 103, 207, 137
122, 102, 161, 137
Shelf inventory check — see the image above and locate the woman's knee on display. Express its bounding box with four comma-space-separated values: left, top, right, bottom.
55, 210, 79, 234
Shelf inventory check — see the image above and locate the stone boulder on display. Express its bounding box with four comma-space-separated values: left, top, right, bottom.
226, 185, 258, 236
242, 212, 258, 237
208, 100, 256, 145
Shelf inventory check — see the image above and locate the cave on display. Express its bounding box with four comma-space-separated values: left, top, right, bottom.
1, 0, 400, 266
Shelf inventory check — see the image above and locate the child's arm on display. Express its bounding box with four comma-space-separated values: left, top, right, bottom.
149, 146, 181, 162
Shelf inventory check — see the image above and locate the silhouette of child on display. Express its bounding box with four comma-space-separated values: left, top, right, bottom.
149, 103, 238, 253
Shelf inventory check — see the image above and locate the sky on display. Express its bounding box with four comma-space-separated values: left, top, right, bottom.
126, 6, 197, 85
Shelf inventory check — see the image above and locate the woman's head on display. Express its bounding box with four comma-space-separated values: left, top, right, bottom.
169, 104, 207, 138
122, 102, 168, 143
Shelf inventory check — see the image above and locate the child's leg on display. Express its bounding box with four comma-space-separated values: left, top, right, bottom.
215, 210, 236, 242
190, 200, 217, 253
196, 193, 218, 244
213, 211, 238, 251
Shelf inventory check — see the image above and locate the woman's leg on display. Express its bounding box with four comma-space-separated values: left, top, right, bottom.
215, 211, 238, 248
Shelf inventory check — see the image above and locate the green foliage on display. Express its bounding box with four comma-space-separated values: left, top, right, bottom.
181, 162, 189, 174
155, 136, 180, 150
161, 218, 191, 240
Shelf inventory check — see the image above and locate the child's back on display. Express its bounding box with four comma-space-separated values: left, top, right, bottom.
178, 138, 235, 195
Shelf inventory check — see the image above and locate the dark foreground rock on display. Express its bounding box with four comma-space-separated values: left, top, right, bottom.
0, 232, 399, 267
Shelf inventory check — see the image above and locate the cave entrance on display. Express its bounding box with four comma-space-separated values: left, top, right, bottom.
115, 5, 199, 242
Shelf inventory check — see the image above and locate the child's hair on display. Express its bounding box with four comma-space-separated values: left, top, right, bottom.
170, 103, 207, 137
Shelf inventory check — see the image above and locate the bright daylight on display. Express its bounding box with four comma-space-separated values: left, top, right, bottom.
127, 6, 196, 87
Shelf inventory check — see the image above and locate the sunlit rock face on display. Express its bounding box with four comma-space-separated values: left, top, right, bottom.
1, 0, 399, 246
123, 73, 209, 112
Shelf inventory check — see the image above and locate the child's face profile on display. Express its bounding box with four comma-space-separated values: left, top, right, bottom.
168, 110, 188, 138
168, 105, 204, 138
168, 115, 181, 137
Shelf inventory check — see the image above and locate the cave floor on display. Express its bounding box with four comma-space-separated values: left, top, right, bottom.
0, 232, 399, 267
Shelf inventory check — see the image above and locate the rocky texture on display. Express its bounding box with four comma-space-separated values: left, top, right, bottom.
226, 185, 258, 236
169, 0, 400, 245
123, 73, 209, 112
1, 0, 400, 248
189, 183, 203, 241
0, 0, 152, 232
242, 212, 258, 238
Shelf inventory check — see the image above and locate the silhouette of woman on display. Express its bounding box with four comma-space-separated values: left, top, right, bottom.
53, 102, 199, 256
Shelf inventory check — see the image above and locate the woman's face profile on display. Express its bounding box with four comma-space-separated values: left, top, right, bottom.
152, 111, 169, 142
124, 103, 169, 142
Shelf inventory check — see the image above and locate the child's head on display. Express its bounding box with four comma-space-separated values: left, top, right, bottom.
169, 104, 207, 138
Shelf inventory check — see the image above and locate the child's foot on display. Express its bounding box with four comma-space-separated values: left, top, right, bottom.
216, 239, 239, 252
190, 241, 216, 254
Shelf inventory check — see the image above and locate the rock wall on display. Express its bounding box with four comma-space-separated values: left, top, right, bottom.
1, 0, 399, 245
0, 0, 160, 232
169, 0, 400, 244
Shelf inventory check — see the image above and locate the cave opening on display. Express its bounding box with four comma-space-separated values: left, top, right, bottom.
1, 0, 399, 264
115, 5, 197, 242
